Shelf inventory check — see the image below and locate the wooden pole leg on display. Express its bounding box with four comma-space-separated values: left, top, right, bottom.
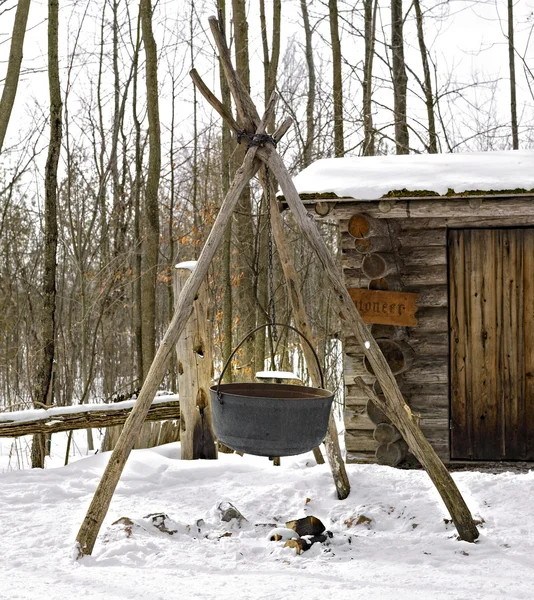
74, 147, 262, 558
265, 148, 479, 543
260, 165, 350, 500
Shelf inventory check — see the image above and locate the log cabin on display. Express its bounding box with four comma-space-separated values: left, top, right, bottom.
290, 149, 534, 467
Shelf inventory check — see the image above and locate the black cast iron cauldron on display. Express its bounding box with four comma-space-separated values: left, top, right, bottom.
209, 324, 335, 457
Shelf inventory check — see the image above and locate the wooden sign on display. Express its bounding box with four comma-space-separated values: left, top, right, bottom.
348, 288, 419, 326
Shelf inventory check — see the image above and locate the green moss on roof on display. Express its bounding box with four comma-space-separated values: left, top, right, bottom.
382, 188, 440, 198
293, 187, 534, 202
298, 192, 341, 200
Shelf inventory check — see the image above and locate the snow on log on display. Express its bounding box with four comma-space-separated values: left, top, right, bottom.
0, 396, 180, 438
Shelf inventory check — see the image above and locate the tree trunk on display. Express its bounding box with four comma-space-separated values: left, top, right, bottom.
413, 0, 437, 153
259, 0, 281, 133
329, 0, 344, 157
232, 0, 256, 378
507, 0, 518, 149
391, 0, 409, 154
362, 0, 378, 155
0, 0, 31, 153
300, 0, 315, 167
32, 0, 62, 469
217, 0, 234, 383
139, 0, 161, 382
175, 265, 217, 459
132, 15, 144, 385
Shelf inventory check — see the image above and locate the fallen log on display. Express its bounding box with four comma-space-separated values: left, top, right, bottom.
0, 396, 180, 438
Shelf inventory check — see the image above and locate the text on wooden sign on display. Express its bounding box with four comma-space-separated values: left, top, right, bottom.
348, 288, 419, 326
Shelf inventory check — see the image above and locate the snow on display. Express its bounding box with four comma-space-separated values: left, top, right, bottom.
1, 434, 534, 600
175, 261, 197, 272
255, 371, 299, 380
291, 149, 534, 200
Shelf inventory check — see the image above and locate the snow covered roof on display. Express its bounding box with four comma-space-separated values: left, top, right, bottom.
291, 149, 534, 201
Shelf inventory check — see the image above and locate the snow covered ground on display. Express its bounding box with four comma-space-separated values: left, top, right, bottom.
1, 433, 534, 600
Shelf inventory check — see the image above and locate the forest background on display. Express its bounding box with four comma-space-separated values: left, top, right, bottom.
0, 0, 533, 466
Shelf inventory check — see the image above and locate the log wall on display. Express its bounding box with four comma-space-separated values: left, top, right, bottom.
311, 195, 534, 465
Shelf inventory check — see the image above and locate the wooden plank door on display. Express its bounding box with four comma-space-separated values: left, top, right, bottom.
449, 228, 534, 460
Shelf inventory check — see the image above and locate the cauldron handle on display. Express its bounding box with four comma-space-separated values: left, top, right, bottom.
217, 323, 325, 402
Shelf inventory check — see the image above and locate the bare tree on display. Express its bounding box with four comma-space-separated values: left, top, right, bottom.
329, 0, 344, 156
362, 0, 378, 155
231, 0, 257, 377
0, 0, 31, 153
139, 0, 161, 382
391, 0, 409, 153
217, 0, 234, 381
507, 0, 519, 149
31, 0, 62, 468
413, 0, 437, 153
300, 0, 316, 166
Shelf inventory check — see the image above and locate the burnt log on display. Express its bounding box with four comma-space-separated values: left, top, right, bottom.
286, 515, 325, 536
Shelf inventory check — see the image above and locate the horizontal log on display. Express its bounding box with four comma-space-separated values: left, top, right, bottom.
373, 423, 402, 444
345, 428, 379, 452
368, 276, 403, 291
397, 356, 449, 383
404, 331, 449, 355
344, 265, 447, 288
331, 198, 534, 220
398, 229, 447, 248
350, 326, 449, 356
408, 396, 449, 412
345, 379, 375, 403
419, 416, 449, 432
341, 234, 400, 254
397, 215, 534, 231
376, 440, 409, 466
344, 353, 370, 378
413, 307, 448, 332
0, 397, 180, 438
347, 439, 449, 463
370, 324, 404, 339
411, 285, 448, 308
344, 409, 375, 431
399, 247, 446, 267
398, 382, 449, 398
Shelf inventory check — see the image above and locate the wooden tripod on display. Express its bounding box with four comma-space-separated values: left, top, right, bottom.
75, 16, 478, 558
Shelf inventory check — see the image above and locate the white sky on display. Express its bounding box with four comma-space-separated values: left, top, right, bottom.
0, 0, 533, 176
